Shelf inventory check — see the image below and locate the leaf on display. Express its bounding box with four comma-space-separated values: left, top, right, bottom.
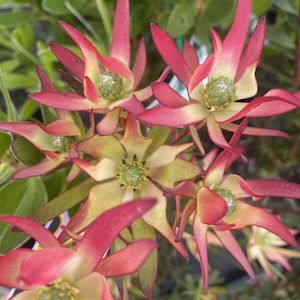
40, 105, 58, 124
37, 42, 57, 78
272, 0, 297, 15
203, 0, 236, 26
31, 178, 97, 224
0, 111, 6, 121
1, 72, 37, 90
43, 168, 69, 200
0, 161, 15, 185
14, 23, 35, 50
0, 59, 19, 73
95, 0, 112, 43
20, 100, 39, 121
158, 11, 171, 30
0, 69, 19, 121
0, 12, 37, 27
267, 26, 295, 50
0, 132, 10, 159
145, 126, 170, 157
166, 4, 196, 38
253, 0, 272, 17
42, 0, 87, 15
11, 136, 45, 166
132, 218, 158, 299
0, 178, 47, 253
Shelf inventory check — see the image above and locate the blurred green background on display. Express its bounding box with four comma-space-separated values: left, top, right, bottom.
0, 0, 299, 299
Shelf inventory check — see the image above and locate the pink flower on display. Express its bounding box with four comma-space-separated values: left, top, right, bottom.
30, 0, 168, 136
139, 0, 299, 150
0, 67, 87, 180
0, 199, 157, 299
247, 227, 300, 279
173, 122, 300, 293
59, 115, 200, 261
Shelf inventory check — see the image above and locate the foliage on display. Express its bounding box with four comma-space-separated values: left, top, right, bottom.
0, 0, 299, 299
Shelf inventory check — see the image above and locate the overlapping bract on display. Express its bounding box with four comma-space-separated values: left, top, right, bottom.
0, 200, 156, 300
0, 0, 300, 298
173, 122, 300, 292
139, 0, 300, 150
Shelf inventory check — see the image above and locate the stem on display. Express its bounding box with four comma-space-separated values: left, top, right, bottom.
170, 121, 205, 145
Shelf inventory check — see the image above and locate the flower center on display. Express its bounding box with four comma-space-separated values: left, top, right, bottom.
36, 279, 79, 300
117, 156, 148, 190
98, 71, 123, 101
204, 76, 237, 111
52, 136, 76, 155
214, 188, 236, 215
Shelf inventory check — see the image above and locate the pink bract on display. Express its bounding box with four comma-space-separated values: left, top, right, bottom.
0, 200, 157, 299
139, 0, 300, 150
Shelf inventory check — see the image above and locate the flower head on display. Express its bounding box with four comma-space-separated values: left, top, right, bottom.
140, 0, 300, 150
0, 67, 87, 180
248, 227, 300, 279
0, 200, 157, 299
172, 122, 300, 293
30, 0, 168, 136
59, 115, 199, 260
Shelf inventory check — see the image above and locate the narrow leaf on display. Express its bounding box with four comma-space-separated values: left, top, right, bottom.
0, 69, 18, 121
0, 178, 47, 253
31, 178, 97, 224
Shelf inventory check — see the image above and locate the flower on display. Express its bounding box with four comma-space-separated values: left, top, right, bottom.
247, 227, 300, 279
59, 115, 200, 260
0, 67, 87, 180
0, 199, 157, 299
30, 0, 168, 136
139, 0, 300, 150
172, 122, 300, 293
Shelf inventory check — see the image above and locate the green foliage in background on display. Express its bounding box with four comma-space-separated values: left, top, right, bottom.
0, 0, 299, 298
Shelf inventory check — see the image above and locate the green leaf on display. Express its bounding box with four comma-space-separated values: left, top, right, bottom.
0, 35, 14, 50
10, 30, 39, 65
158, 11, 171, 30
203, 0, 235, 26
0, 132, 10, 159
267, 26, 295, 50
0, 178, 47, 253
2, 72, 37, 90
253, 0, 272, 17
0, 160, 15, 185
0, 59, 19, 73
31, 178, 97, 224
132, 218, 158, 298
166, 4, 196, 38
37, 42, 57, 78
40, 105, 58, 124
145, 126, 171, 157
272, 0, 297, 15
0, 111, 6, 121
0, 0, 28, 7
20, 100, 39, 121
11, 136, 44, 166
0, 12, 37, 27
0, 69, 19, 121
43, 168, 69, 200
14, 23, 35, 50
42, 0, 87, 15
64, 0, 103, 45
95, 0, 112, 44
